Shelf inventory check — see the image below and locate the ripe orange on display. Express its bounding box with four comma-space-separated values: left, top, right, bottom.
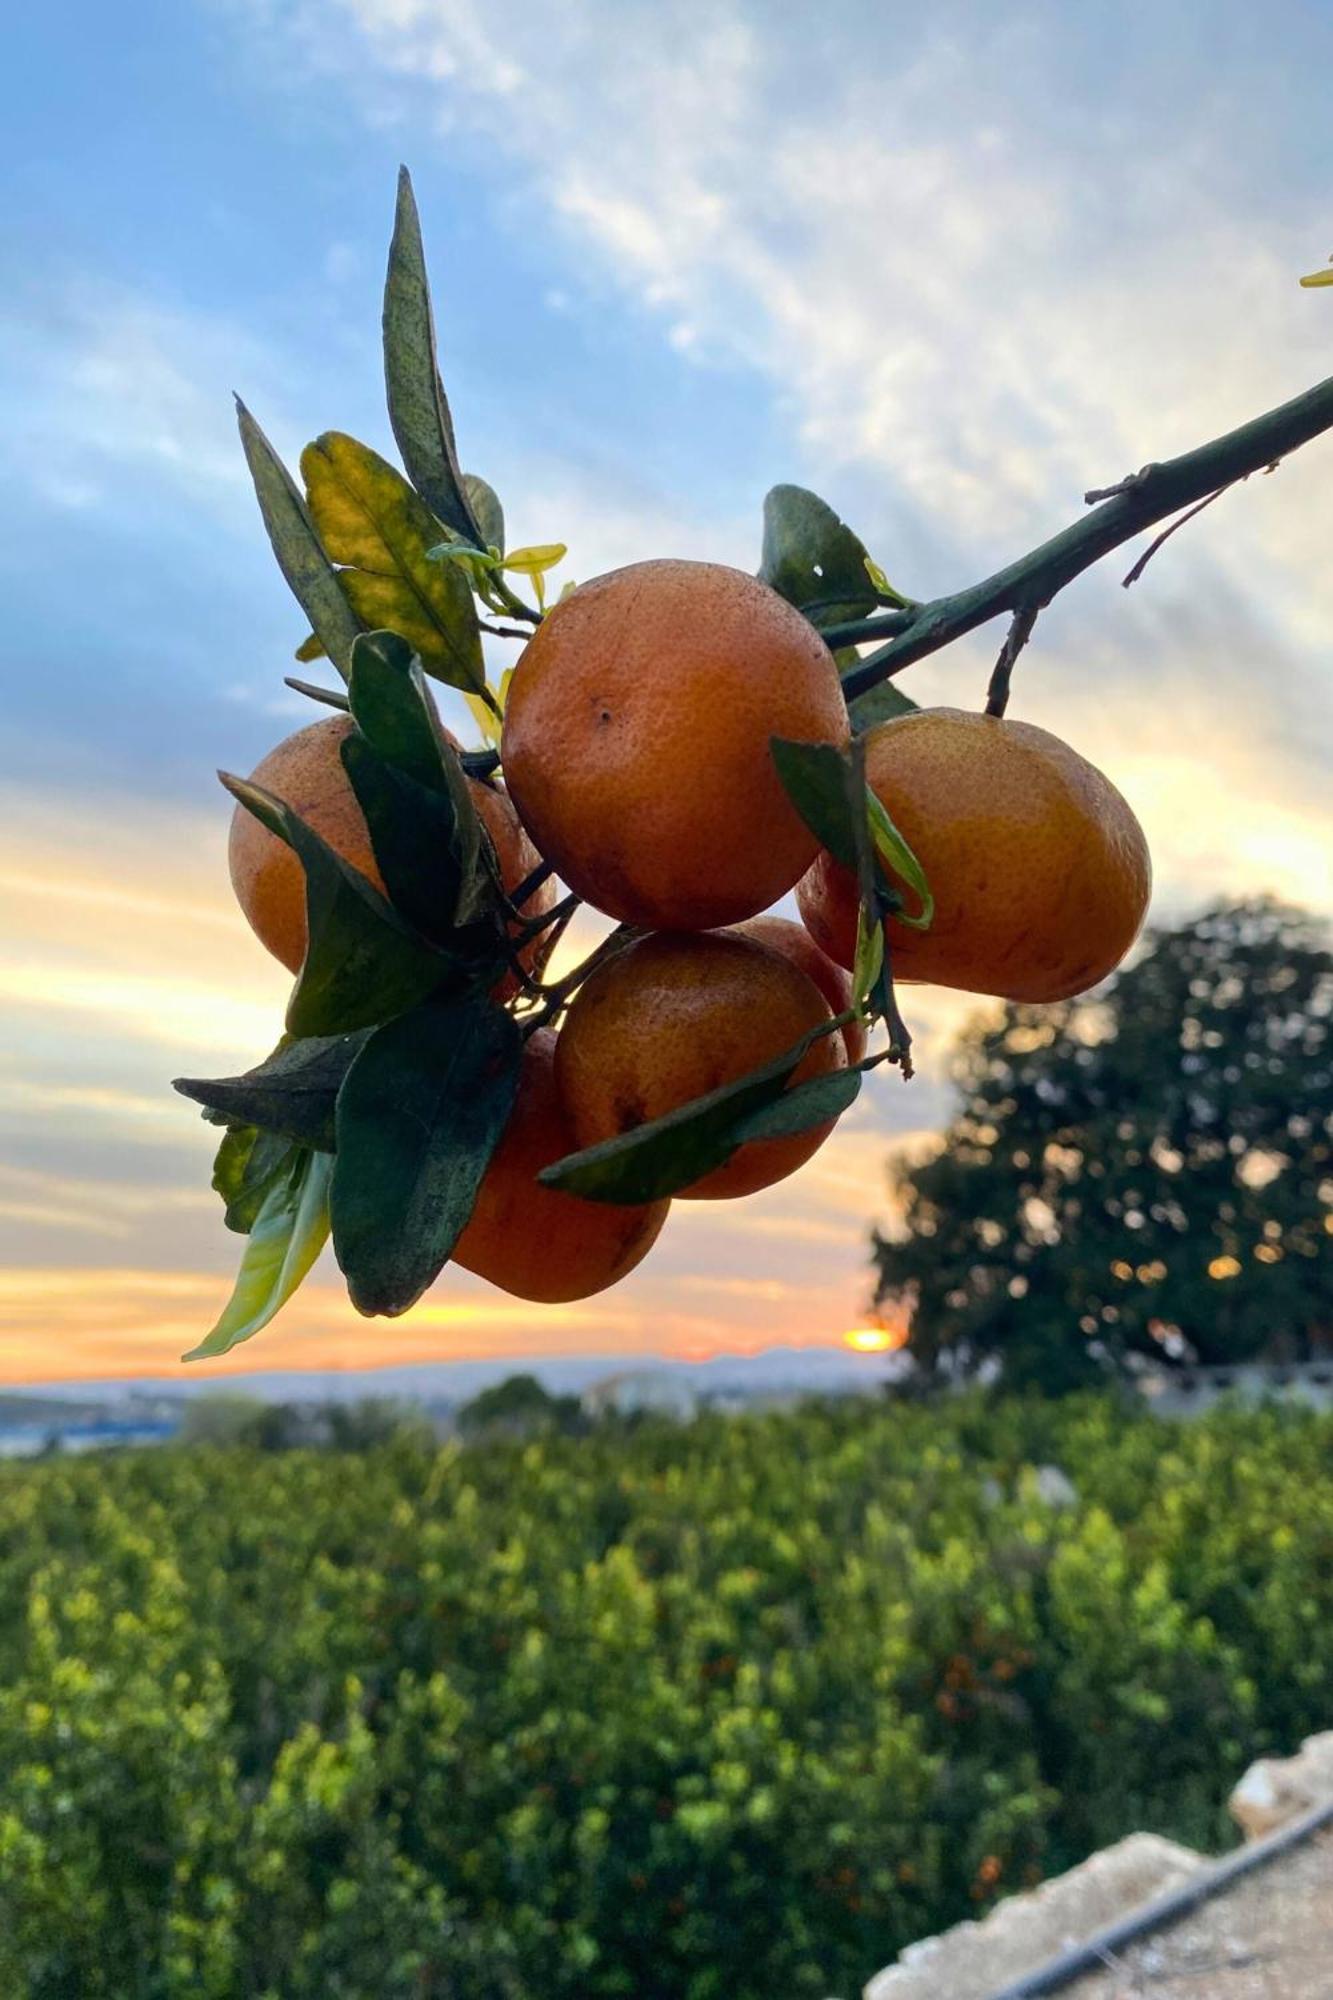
453, 1029, 669, 1301
729, 914, 867, 1064
227, 714, 556, 991
500, 560, 850, 929
796, 708, 1151, 1002
554, 930, 847, 1201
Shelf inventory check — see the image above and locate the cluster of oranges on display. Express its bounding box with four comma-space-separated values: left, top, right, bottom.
230, 557, 1151, 1306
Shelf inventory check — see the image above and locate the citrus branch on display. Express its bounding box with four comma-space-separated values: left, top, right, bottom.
836, 368, 1333, 702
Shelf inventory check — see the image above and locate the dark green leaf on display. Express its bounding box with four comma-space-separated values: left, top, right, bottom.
235, 399, 363, 678
538, 1016, 841, 1205
185, 1148, 333, 1360
348, 631, 455, 790
221, 773, 449, 1037
177, 1031, 372, 1151
340, 733, 496, 950
463, 472, 504, 553
332, 994, 522, 1316
759, 484, 879, 626
730, 1059, 874, 1144
382, 166, 482, 544
769, 737, 862, 869
302, 433, 486, 693
848, 675, 919, 731
345, 630, 487, 925
210, 1125, 299, 1234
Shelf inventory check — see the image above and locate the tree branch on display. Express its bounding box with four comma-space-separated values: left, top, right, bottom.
840, 369, 1333, 704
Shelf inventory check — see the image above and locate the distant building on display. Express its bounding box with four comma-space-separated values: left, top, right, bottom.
1139, 1360, 1333, 1418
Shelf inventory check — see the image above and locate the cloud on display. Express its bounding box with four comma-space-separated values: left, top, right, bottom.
0, 285, 284, 524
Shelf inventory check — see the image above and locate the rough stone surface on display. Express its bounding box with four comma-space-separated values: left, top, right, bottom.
1229, 1730, 1333, 1840
863, 1833, 1204, 2000
1058, 1825, 1333, 1999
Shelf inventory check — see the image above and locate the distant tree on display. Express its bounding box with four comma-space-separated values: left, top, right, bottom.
456, 1373, 584, 1439
874, 900, 1333, 1392
326, 1398, 434, 1452
180, 1393, 271, 1447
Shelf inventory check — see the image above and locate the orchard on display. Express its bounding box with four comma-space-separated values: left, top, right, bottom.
175, 170, 1333, 1359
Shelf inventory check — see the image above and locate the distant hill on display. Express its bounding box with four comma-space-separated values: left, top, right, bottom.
7, 1346, 901, 1412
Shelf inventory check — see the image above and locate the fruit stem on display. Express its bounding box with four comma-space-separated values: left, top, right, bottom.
511, 858, 556, 908
523, 924, 643, 1029
984, 602, 1041, 718
839, 365, 1333, 701
514, 890, 579, 943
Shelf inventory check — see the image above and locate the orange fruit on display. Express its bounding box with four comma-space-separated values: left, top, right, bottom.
554, 930, 847, 1201
500, 560, 850, 929
796, 708, 1151, 1002
729, 914, 866, 1064
227, 714, 556, 992
453, 1029, 669, 1301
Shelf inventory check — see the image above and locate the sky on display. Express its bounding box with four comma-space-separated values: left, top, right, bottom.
1, 0, 1331, 1387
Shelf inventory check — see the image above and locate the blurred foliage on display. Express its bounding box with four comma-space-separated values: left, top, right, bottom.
875, 900, 1333, 1391
1, 1393, 1332, 1996
455, 1374, 585, 1440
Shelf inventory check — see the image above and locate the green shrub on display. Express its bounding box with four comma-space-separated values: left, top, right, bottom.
0, 1393, 1328, 1997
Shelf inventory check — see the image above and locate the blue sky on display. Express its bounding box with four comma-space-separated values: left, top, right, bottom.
2, 0, 1331, 1381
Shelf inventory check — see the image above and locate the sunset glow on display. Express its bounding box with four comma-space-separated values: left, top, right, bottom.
3, 0, 1332, 1389
844, 1322, 908, 1355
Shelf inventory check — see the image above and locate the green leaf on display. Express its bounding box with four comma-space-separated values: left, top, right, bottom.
221, 773, 449, 1037
185, 1149, 333, 1360
769, 737, 863, 869
383, 166, 482, 544
235, 399, 364, 678
463, 472, 504, 553
346, 630, 487, 927
285, 677, 350, 713
538, 1015, 841, 1206
853, 901, 886, 1004
348, 630, 458, 790
848, 675, 918, 732
866, 791, 934, 929
294, 632, 326, 663
302, 432, 486, 693
340, 733, 497, 949
331, 994, 522, 1317
210, 1125, 296, 1234
759, 485, 880, 626
176, 1031, 371, 1151
729, 1061, 868, 1144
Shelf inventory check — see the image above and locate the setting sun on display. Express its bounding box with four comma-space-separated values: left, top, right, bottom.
844, 1321, 908, 1354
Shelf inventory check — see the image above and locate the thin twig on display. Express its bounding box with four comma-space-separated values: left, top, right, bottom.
1120, 484, 1230, 588
479, 620, 535, 641
514, 890, 579, 944
1084, 464, 1159, 504
511, 858, 555, 908
985, 602, 1041, 716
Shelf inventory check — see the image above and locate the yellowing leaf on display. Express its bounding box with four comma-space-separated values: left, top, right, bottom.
302, 432, 485, 693
503, 541, 567, 611
863, 554, 914, 610
465, 691, 503, 747
502, 542, 567, 574
1299, 266, 1333, 288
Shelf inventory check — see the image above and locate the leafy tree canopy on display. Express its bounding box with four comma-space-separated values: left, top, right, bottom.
455, 1371, 583, 1437
874, 899, 1333, 1392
